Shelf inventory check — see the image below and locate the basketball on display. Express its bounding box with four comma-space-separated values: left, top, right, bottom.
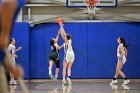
57, 17, 64, 25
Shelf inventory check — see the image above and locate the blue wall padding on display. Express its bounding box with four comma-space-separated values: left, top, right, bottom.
12, 22, 30, 79
13, 22, 140, 79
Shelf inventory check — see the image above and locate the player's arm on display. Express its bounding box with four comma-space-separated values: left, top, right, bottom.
54, 43, 63, 50
119, 45, 125, 56
124, 48, 128, 57
15, 47, 22, 52
60, 25, 67, 42
55, 30, 61, 42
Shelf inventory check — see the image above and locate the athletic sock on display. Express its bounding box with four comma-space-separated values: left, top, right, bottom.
113, 78, 117, 80
49, 71, 52, 74
124, 77, 127, 80
55, 75, 58, 79
68, 76, 71, 78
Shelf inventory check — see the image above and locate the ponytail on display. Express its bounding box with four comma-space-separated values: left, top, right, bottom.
120, 37, 129, 48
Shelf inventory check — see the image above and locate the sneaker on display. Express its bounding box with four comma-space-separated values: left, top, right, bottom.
13, 80, 18, 85
9, 80, 14, 85
122, 80, 130, 85
110, 80, 118, 85
49, 74, 55, 80
67, 77, 72, 85
62, 80, 67, 85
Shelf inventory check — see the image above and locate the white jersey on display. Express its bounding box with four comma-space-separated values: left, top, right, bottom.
117, 43, 123, 57
64, 39, 74, 54
117, 43, 127, 64
63, 39, 75, 62
8, 44, 16, 63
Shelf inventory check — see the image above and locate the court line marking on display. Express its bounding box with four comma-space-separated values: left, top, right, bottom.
35, 82, 48, 89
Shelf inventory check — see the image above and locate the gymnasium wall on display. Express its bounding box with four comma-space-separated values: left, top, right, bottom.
13, 22, 140, 79
12, 22, 30, 79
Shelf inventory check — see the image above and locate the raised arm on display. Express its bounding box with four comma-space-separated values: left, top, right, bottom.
60, 25, 67, 41
55, 30, 60, 42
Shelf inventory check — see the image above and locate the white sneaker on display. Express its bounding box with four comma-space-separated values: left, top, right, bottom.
110, 80, 118, 85
67, 77, 72, 85
13, 80, 18, 85
62, 80, 67, 85
9, 80, 14, 85
122, 80, 130, 85
49, 74, 55, 80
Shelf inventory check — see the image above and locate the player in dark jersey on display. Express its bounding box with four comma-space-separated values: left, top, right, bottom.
48, 30, 63, 80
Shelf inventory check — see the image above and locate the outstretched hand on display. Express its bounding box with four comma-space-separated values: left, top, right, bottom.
17, 47, 22, 51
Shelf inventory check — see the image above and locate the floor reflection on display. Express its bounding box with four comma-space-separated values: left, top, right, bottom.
111, 84, 130, 93
9, 85, 17, 93
62, 85, 72, 93
49, 85, 72, 93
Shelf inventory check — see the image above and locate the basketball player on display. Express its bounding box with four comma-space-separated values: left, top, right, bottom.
59, 24, 75, 85
110, 37, 130, 85
48, 30, 63, 80
8, 38, 22, 85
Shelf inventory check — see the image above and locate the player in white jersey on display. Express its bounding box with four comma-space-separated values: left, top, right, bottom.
110, 37, 130, 85
60, 24, 75, 85
8, 38, 22, 85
